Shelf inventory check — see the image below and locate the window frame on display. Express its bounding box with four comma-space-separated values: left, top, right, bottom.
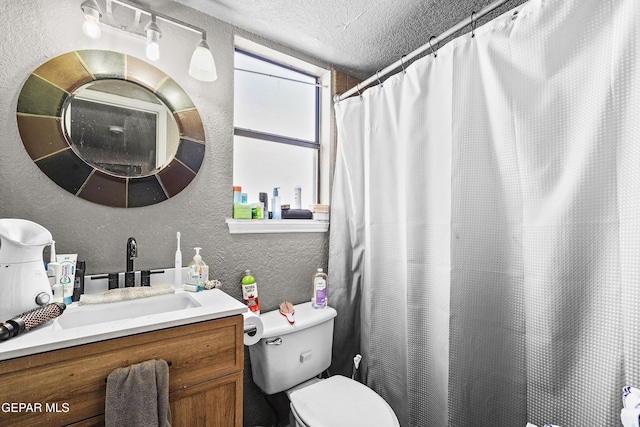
233, 36, 333, 211
234, 48, 321, 153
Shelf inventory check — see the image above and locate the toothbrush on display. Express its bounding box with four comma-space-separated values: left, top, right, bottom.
48, 240, 61, 283
174, 232, 182, 287
48, 240, 63, 302
50, 240, 56, 264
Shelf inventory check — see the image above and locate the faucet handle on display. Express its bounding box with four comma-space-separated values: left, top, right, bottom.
141, 270, 151, 287
108, 273, 119, 290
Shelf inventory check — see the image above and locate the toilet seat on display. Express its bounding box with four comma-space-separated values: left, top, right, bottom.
288, 375, 400, 427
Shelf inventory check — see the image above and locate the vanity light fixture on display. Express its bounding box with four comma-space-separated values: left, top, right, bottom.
81, 0, 102, 39
79, 0, 217, 82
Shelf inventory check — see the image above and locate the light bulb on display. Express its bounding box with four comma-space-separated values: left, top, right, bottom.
189, 37, 217, 82
83, 18, 101, 39
144, 15, 162, 62
146, 42, 160, 61
80, 0, 102, 39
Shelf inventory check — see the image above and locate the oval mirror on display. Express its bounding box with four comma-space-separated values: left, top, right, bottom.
16, 50, 205, 208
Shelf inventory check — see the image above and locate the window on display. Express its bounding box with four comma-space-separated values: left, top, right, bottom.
233, 44, 328, 214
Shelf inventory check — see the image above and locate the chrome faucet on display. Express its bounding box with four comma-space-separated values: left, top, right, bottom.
125, 237, 137, 287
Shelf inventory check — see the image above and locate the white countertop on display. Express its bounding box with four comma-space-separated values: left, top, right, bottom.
0, 287, 247, 362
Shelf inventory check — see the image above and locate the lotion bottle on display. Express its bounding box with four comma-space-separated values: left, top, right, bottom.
259, 193, 269, 220
311, 268, 328, 309
271, 187, 281, 220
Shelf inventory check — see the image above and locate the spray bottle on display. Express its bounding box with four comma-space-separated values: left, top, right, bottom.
242, 270, 260, 314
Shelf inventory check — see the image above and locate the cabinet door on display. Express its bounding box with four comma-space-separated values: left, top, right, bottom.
170, 371, 243, 427
0, 315, 243, 427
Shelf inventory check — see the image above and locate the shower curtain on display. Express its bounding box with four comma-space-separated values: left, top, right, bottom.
329, 0, 640, 426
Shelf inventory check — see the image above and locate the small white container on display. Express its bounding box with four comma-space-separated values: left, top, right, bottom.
293, 186, 302, 209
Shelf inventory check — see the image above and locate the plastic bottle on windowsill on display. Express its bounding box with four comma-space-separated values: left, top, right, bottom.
271, 187, 281, 220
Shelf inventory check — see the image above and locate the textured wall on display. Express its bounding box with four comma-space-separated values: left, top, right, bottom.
0, 1, 329, 425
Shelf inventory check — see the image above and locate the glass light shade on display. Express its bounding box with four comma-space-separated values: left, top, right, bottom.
189, 39, 217, 82
146, 41, 160, 61
82, 18, 101, 39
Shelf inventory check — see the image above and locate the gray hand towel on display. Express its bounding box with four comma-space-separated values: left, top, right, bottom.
105, 359, 171, 427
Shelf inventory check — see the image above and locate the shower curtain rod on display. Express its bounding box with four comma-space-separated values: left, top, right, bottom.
334, 0, 513, 103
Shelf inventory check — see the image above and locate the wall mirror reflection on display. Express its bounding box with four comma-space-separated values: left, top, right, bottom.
63, 80, 180, 178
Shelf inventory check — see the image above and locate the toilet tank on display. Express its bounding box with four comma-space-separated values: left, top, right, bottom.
249, 302, 337, 394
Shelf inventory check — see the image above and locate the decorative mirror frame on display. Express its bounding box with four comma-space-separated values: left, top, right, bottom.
16, 50, 205, 208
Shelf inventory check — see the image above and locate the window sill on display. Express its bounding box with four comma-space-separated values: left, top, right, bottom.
226, 219, 329, 234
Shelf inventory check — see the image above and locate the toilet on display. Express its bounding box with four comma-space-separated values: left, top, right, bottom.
249, 302, 400, 427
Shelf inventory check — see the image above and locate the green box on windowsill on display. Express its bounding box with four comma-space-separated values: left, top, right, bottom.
233, 203, 252, 219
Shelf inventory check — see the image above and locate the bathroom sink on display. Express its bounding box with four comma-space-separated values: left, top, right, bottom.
56, 292, 202, 329
0, 284, 247, 362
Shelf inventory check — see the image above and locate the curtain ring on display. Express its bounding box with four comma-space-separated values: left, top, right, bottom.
376, 70, 383, 87
429, 36, 438, 58
471, 11, 478, 38
400, 55, 407, 73
356, 83, 363, 100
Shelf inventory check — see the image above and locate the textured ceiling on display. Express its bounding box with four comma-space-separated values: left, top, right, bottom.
171, 0, 527, 79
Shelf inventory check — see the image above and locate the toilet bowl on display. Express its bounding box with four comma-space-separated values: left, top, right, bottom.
287, 375, 399, 427
248, 302, 399, 427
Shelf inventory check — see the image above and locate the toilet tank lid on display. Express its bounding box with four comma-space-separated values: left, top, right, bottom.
260, 302, 337, 339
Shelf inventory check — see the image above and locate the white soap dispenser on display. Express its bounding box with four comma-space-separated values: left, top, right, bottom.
187, 247, 209, 286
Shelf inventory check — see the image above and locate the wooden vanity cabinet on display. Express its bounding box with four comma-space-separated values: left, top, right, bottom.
0, 315, 244, 427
